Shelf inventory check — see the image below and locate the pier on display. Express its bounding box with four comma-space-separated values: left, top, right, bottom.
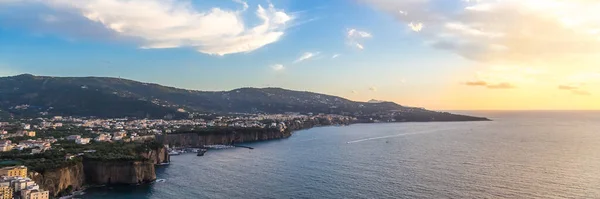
232, 145, 254, 150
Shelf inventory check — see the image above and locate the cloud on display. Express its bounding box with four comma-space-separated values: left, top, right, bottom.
464, 81, 515, 89
294, 52, 320, 63
351, 90, 358, 94
271, 64, 284, 71
572, 90, 592, 96
463, 65, 543, 89
558, 84, 592, 96
347, 28, 372, 50
0, 0, 292, 56
408, 22, 423, 32
354, 43, 364, 50
332, 54, 341, 59
347, 29, 372, 38
369, 86, 377, 92
363, 0, 600, 64
465, 81, 487, 86
558, 85, 578, 91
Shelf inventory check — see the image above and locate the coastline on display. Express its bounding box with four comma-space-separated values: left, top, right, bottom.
33, 117, 491, 197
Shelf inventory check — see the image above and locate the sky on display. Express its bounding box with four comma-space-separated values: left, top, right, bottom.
0, 0, 599, 110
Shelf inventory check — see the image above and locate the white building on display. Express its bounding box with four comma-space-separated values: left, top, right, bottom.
75, 138, 91, 145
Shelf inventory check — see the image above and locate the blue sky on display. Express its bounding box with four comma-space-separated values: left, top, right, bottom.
1, 0, 600, 110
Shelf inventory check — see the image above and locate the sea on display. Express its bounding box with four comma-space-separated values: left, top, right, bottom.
84, 111, 600, 198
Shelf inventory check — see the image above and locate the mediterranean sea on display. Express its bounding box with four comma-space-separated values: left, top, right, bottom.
84, 111, 600, 198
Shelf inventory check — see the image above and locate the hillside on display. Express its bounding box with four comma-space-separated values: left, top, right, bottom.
0, 74, 488, 121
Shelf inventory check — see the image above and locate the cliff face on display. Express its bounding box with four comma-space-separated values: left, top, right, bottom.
28, 162, 85, 197
83, 160, 156, 185
156, 119, 353, 147
141, 147, 170, 164
158, 128, 292, 147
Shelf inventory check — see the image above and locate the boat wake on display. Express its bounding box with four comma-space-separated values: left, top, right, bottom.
346, 130, 441, 144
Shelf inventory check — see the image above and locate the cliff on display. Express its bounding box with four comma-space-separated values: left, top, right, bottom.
141, 146, 170, 164
83, 160, 156, 185
156, 119, 350, 147
157, 128, 292, 147
28, 162, 85, 197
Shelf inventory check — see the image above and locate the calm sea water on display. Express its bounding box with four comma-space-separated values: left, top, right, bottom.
85, 111, 600, 198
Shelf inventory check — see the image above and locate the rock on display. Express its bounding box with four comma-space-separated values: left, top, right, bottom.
83, 160, 156, 185
140, 146, 170, 165
29, 162, 85, 197
157, 128, 292, 147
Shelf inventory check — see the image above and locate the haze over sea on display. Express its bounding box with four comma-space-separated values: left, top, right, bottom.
85, 111, 600, 198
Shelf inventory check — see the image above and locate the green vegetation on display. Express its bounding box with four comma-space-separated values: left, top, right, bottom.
0, 141, 163, 172
0, 149, 81, 173
37, 127, 97, 139
171, 127, 277, 136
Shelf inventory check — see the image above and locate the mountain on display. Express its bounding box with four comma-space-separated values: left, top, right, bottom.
0, 74, 489, 121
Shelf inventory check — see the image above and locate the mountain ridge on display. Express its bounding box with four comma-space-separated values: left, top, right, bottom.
0, 74, 489, 121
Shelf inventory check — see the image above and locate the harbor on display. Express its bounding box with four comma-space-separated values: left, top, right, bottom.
167, 144, 254, 156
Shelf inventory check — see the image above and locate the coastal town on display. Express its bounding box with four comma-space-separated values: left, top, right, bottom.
0, 113, 354, 152
0, 113, 355, 198
0, 166, 49, 199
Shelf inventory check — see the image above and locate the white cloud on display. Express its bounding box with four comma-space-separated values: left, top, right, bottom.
332, 54, 341, 59
351, 90, 358, 94
355, 43, 364, 50
347, 29, 372, 38
294, 52, 319, 63
1, 0, 292, 56
271, 64, 284, 71
347, 28, 372, 50
363, 0, 600, 64
408, 22, 423, 32
369, 86, 377, 92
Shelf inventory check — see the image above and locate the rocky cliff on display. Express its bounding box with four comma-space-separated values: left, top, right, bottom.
28, 162, 85, 197
156, 119, 351, 147
141, 146, 170, 164
83, 160, 156, 185
157, 128, 292, 147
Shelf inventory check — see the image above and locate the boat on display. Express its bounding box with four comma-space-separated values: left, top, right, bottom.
168, 150, 181, 156
197, 149, 208, 156
155, 179, 167, 183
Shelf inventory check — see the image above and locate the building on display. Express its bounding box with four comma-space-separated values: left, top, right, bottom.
75, 138, 91, 145
0, 185, 11, 199
0, 166, 27, 178
25, 131, 36, 137
12, 178, 36, 192
94, 134, 110, 142
0, 144, 12, 152
21, 189, 49, 199
66, 135, 81, 140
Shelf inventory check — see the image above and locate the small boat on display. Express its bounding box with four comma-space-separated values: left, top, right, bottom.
156, 179, 166, 183
168, 151, 181, 156
197, 149, 207, 156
